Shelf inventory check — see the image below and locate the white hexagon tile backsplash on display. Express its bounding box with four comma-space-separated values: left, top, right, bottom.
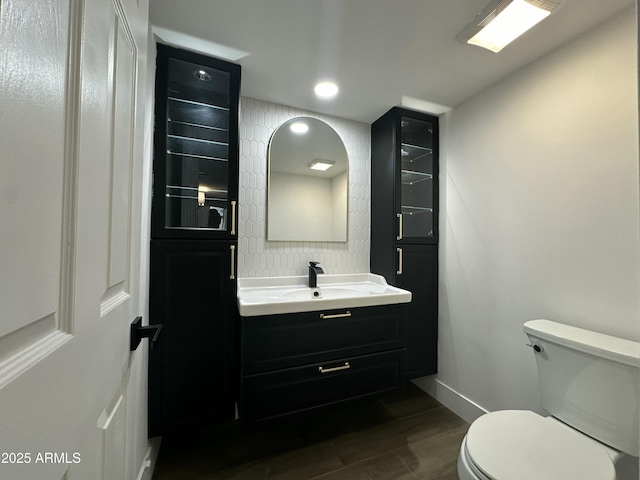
238, 97, 371, 278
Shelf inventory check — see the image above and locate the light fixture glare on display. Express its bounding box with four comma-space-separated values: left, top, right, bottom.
193, 69, 212, 81
314, 81, 339, 98
459, 0, 557, 53
308, 159, 335, 171
290, 121, 309, 134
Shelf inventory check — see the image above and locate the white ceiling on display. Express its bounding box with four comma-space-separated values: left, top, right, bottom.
149, 0, 635, 124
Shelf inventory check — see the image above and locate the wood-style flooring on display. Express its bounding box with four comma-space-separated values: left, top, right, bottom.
152, 384, 469, 480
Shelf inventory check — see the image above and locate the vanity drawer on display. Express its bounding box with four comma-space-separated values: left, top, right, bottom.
240, 349, 405, 423
240, 304, 405, 374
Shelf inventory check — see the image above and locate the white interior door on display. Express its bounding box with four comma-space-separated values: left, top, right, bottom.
0, 0, 152, 479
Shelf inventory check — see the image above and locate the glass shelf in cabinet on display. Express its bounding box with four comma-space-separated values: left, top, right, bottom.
167, 123, 229, 145
401, 205, 433, 215
167, 100, 230, 132
166, 185, 228, 201
167, 75, 230, 108
166, 152, 229, 162
401, 169, 433, 185
400, 142, 432, 162
168, 119, 228, 133
167, 134, 228, 148
168, 96, 230, 111
166, 135, 228, 160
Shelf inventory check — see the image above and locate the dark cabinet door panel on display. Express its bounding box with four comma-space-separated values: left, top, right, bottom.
371, 107, 439, 379
241, 350, 405, 423
149, 44, 240, 436
152, 44, 240, 240
148, 240, 236, 436
241, 305, 405, 375
395, 244, 438, 377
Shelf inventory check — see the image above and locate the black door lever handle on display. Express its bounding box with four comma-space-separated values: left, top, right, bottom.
130, 316, 163, 351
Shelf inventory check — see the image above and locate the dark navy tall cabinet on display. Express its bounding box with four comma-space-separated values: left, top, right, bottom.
370, 107, 439, 379
148, 44, 240, 436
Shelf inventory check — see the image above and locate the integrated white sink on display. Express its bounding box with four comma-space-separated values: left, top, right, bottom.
237, 273, 412, 317
282, 286, 361, 300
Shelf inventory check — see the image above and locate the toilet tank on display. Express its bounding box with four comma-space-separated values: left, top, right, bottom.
524, 319, 639, 456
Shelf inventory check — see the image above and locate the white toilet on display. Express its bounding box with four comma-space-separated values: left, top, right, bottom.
457, 319, 639, 480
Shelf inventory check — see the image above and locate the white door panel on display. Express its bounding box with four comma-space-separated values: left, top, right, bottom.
0, 0, 73, 358
0, 0, 151, 478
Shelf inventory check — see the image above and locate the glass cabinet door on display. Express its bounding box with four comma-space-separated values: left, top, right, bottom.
397, 114, 437, 243
152, 45, 240, 239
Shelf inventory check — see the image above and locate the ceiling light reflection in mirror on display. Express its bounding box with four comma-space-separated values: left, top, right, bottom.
267, 117, 348, 242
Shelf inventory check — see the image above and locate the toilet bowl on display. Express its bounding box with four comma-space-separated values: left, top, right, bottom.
457, 410, 622, 480
456, 319, 639, 480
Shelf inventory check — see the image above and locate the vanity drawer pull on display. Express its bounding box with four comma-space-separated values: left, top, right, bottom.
320, 311, 351, 320
318, 362, 350, 374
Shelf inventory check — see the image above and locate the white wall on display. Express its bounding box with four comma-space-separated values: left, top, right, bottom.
238, 97, 371, 277
425, 8, 639, 420
332, 171, 348, 239
268, 172, 334, 241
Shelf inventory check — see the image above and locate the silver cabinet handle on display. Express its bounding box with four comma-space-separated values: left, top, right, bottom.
318, 362, 350, 374
230, 244, 236, 280
397, 213, 403, 240
230, 200, 237, 235
397, 247, 403, 275
320, 311, 351, 320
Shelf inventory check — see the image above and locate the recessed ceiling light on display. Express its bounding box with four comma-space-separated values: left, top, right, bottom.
314, 81, 339, 99
290, 121, 309, 134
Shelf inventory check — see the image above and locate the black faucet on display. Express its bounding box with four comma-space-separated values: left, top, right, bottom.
308, 261, 324, 288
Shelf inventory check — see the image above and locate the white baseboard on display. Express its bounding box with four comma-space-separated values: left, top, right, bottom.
411, 376, 487, 424
136, 437, 162, 480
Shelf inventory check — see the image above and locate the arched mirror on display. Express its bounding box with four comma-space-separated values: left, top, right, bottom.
267, 117, 348, 242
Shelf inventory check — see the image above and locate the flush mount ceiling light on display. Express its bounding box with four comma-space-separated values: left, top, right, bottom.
314, 81, 339, 99
457, 0, 560, 53
289, 121, 309, 134
308, 159, 335, 171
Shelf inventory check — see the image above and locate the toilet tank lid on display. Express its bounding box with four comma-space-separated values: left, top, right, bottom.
524, 319, 640, 368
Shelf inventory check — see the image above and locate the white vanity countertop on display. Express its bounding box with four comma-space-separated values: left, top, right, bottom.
237, 273, 412, 317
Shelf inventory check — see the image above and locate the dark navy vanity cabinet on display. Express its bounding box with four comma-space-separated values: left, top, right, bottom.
371, 107, 439, 378
148, 44, 240, 436
151, 44, 240, 240
148, 240, 236, 436
239, 305, 406, 424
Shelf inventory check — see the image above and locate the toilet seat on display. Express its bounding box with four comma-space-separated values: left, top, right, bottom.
459, 436, 492, 480
464, 410, 617, 480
